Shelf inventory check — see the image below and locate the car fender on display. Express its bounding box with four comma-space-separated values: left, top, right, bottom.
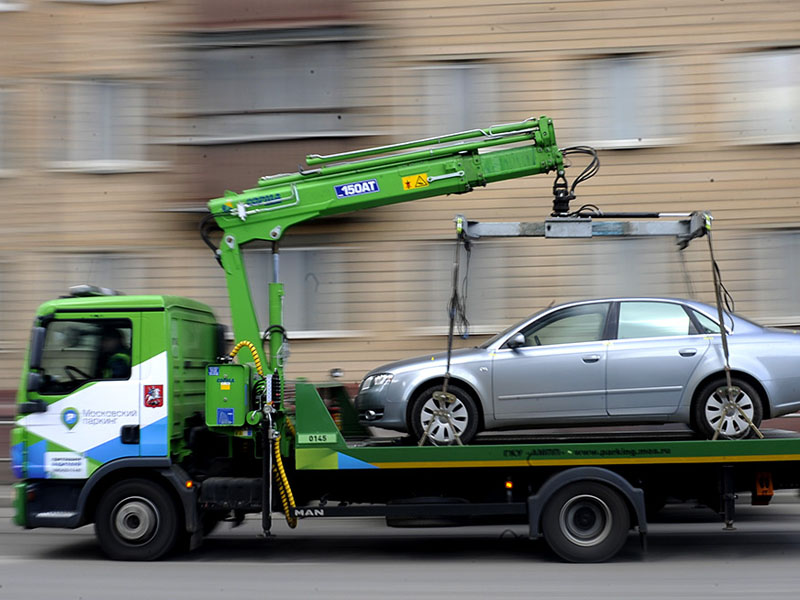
397, 360, 492, 421
681, 338, 773, 417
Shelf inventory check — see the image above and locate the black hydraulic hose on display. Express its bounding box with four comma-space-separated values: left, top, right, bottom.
199, 212, 224, 266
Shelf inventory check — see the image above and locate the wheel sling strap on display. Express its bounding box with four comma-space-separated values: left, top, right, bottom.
705, 216, 763, 440
418, 227, 471, 446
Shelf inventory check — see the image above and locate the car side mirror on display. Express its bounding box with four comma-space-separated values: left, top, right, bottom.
506, 333, 526, 349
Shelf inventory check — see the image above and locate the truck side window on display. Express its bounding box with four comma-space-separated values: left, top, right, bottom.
37, 319, 132, 395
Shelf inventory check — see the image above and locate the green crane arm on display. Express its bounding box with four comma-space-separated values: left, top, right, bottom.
205, 116, 563, 375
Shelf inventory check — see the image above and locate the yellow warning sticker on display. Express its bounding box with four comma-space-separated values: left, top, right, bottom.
402, 173, 429, 190
220, 382, 231, 391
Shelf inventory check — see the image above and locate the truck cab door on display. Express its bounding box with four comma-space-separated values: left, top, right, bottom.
19, 315, 142, 480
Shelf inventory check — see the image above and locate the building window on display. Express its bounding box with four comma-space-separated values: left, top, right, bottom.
581, 55, 669, 149
586, 238, 685, 299
398, 62, 497, 138
0, 262, 9, 355
0, 89, 8, 172
720, 49, 800, 144
414, 242, 507, 334
422, 63, 497, 136
49, 79, 150, 172
243, 246, 349, 336
187, 34, 362, 144
753, 231, 800, 323
35, 253, 146, 301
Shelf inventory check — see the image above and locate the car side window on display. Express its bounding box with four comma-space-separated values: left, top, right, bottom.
617, 302, 692, 339
691, 309, 721, 334
519, 303, 609, 347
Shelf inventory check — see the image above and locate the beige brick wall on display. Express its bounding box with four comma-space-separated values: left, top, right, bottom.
1, 0, 800, 394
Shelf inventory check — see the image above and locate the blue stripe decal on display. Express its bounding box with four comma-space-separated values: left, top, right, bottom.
140, 417, 168, 456
26, 441, 47, 479
11, 442, 24, 479
84, 435, 138, 464
337, 452, 378, 470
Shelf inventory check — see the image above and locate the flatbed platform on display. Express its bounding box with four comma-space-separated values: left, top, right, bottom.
345, 427, 800, 448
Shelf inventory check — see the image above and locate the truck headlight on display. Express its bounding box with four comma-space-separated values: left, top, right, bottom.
360, 373, 393, 391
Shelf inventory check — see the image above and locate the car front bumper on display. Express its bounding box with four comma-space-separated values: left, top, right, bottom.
354, 386, 408, 432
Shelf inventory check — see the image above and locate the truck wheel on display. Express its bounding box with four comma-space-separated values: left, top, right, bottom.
410, 384, 479, 445
693, 377, 763, 439
541, 482, 630, 563
95, 479, 179, 561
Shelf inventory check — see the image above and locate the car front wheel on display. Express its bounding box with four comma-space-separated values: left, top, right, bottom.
409, 384, 479, 445
693, 377, 763, 439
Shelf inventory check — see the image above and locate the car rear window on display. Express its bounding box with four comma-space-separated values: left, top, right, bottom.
617, 302, 692, 339
691, 309, 721, 334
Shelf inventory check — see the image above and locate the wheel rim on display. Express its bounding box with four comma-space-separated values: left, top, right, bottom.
704, 386, 754, 438
559, 494, 613, 547
112, 496, 159, 545
419, 395, 469, 444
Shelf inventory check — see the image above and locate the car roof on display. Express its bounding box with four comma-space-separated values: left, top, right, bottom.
488, 297, 762, 343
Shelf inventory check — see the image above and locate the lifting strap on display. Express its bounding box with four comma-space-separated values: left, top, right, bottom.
418, 230, 471, 446
705, 219, 763, 440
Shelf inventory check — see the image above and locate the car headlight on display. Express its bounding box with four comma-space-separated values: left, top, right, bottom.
360, 373, 393, 391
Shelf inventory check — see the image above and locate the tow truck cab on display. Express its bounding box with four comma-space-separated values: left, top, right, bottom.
11, 287, 221, 528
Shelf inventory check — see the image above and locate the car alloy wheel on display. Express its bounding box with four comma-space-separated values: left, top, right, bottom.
410, 384, 480, 445
419, 394, 469, 445
704, 385, 756, 439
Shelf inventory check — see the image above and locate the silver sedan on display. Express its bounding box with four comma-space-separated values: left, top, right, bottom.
355, 298, 800, 444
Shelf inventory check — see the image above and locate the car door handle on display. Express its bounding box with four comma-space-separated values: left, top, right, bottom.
582, 355, 601, 363
679, 348, 698, 357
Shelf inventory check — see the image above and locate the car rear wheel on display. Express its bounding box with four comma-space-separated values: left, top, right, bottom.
409, 384, 479, 445
693, 377, 763, 439
541, 481, 630, 563
95, 479, 180, 561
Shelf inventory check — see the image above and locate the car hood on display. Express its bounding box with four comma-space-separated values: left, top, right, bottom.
363, 347, 485, 378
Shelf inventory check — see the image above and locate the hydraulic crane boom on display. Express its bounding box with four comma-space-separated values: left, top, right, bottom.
205, 116, 564, 378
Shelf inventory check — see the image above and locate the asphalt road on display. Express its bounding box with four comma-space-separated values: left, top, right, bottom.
2, 499, 800, 600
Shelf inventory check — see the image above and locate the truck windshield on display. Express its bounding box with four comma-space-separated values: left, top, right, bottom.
37, 319, 132, 395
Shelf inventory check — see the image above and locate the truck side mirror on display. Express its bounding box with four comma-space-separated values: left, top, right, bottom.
29, 326, 46, 370
506, 333, 526, 349
26, 371, 43, 393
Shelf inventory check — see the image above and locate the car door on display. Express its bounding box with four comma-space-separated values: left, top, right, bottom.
606, 301, 711, 416
492, 302, 610, 421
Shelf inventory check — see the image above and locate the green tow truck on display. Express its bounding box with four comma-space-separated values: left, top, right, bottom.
10, 117, 796, 562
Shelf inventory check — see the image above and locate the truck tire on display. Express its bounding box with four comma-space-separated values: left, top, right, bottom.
95, 479, 180, 561
541, 481, 630, 563
693, 377, 763, 439
409, 384, 479, 445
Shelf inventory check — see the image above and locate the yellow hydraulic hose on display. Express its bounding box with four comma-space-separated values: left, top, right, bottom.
229, 340, 264, 376
273, 435, 297, 528
230, 340, 297, 527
